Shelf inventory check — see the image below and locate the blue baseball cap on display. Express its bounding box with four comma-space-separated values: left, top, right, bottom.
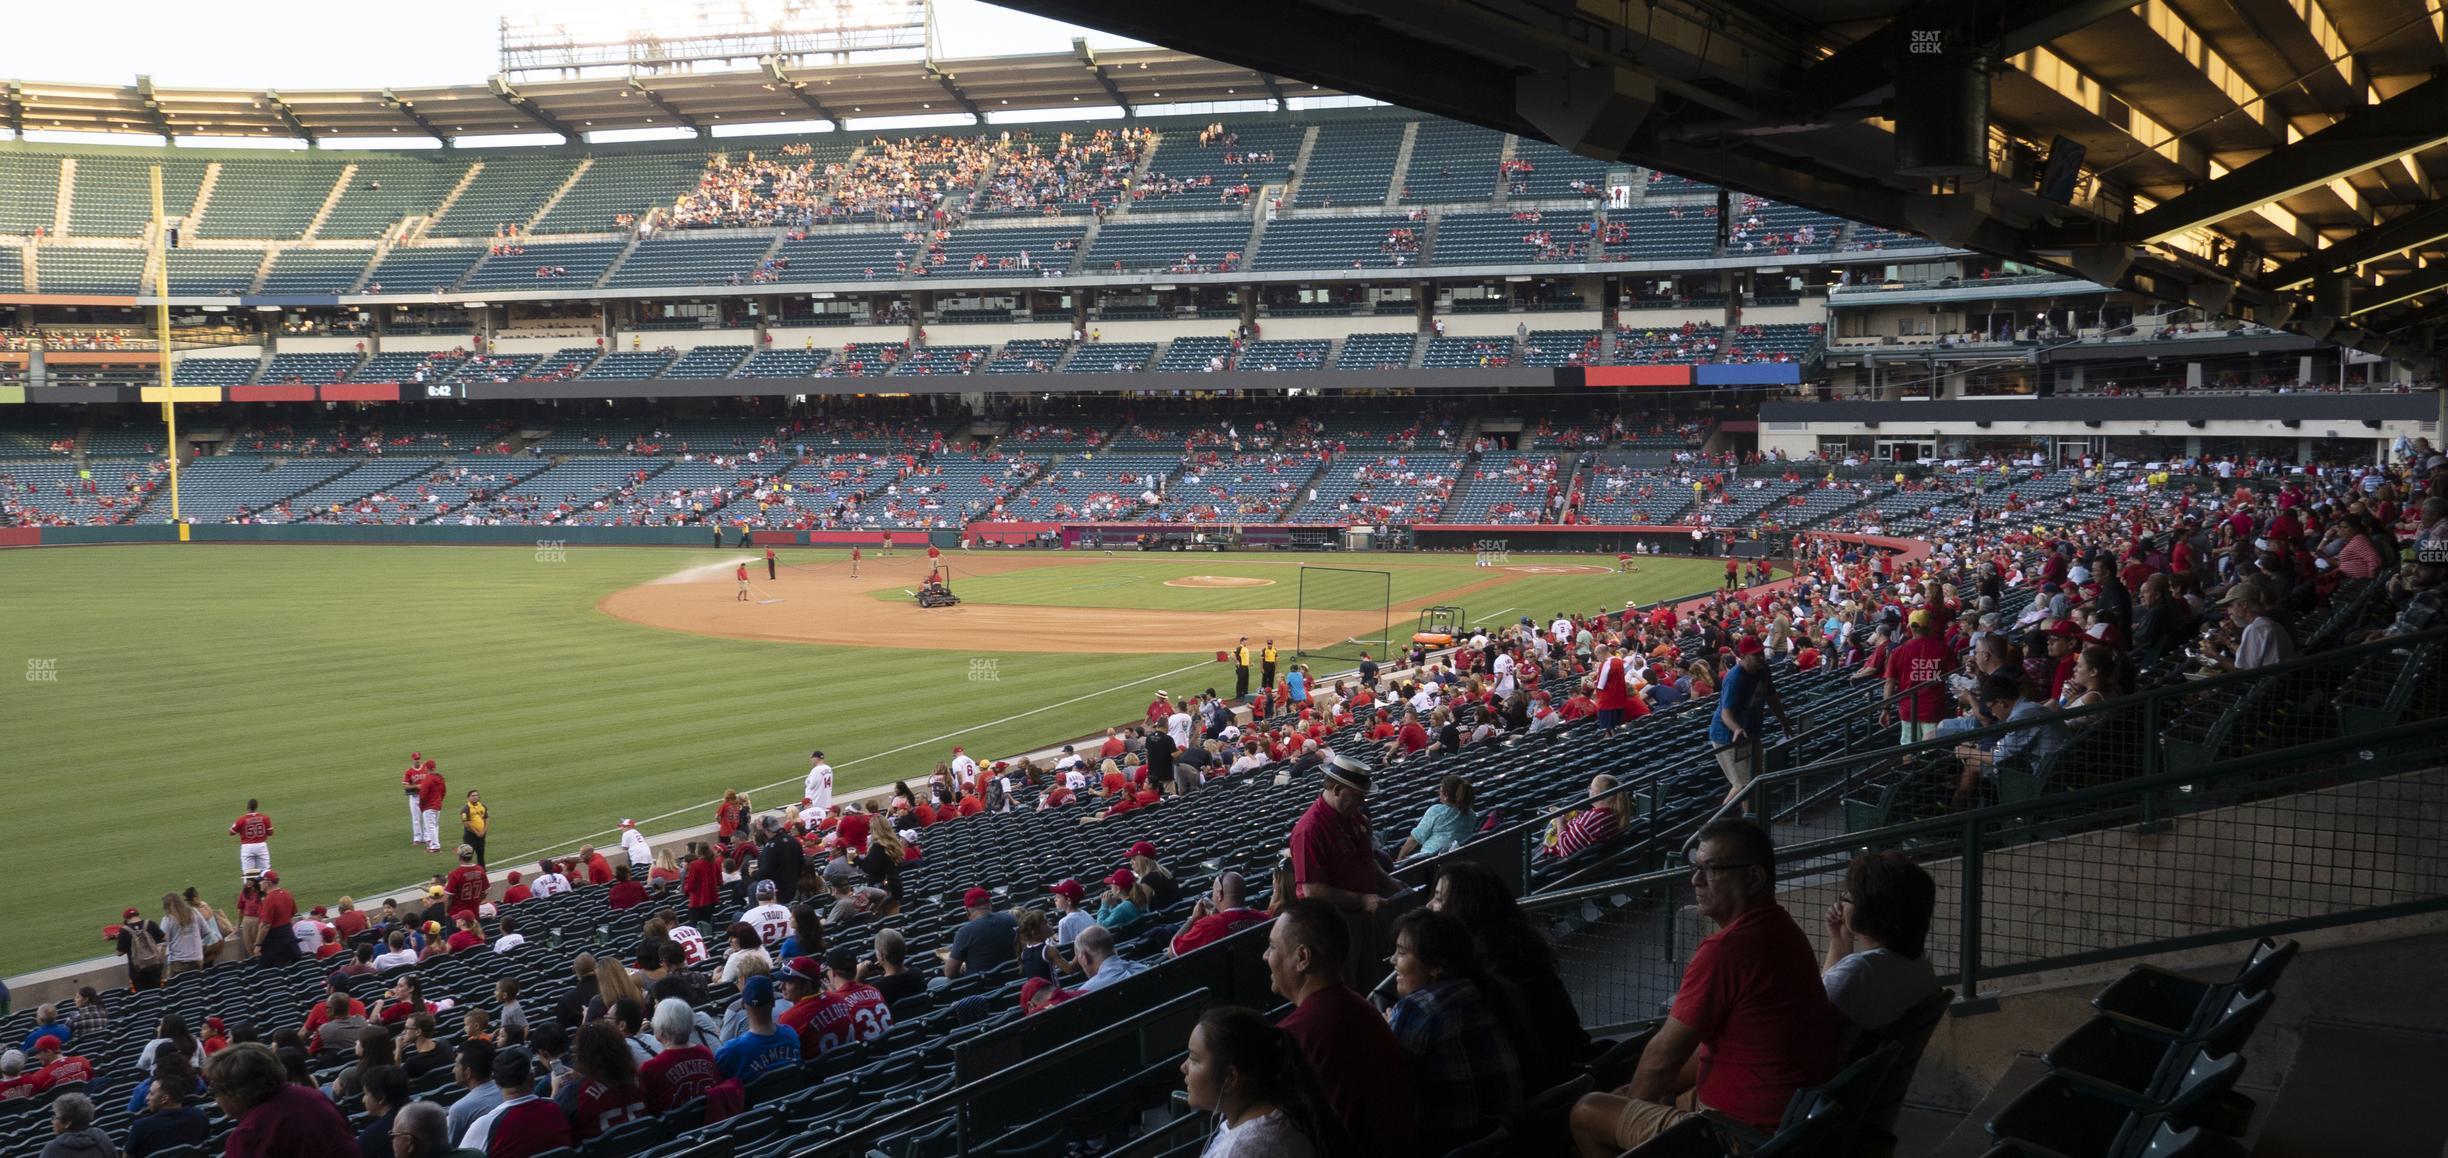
741, 975, 775, 1009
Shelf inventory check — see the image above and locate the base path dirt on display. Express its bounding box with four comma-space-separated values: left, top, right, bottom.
599, 553, 1412, 654
1164, 575, 1277, 588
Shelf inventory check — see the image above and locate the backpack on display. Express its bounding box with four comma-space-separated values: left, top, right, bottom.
127, 920, 166, 971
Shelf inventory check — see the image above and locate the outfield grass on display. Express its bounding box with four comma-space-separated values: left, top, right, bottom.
0, 544, 1717, 979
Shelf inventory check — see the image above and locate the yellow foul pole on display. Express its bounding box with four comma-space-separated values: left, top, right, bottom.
151, 164, 181, 524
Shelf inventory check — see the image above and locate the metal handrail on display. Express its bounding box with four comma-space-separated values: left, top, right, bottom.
1727, 621, 2448, 811
1521, 711, 2448, 913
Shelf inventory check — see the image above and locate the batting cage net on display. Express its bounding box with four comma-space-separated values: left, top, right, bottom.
1293, 565, 1392, 662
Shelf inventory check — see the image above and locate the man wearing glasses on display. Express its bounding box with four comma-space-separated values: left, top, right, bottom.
1569, 818, 1837, 1154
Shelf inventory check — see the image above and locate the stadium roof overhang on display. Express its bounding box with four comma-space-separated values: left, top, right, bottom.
1003, 0, 2448, 368
0, 48, 1331, 144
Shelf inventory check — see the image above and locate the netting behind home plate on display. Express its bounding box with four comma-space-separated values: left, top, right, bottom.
1293, 565, 1391, 663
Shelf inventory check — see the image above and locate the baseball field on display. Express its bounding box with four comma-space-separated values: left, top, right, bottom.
0, 543, 1720, 978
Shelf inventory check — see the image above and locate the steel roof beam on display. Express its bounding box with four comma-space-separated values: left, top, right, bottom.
487, 76, 581, 143
2125, 75, 2448, 245
2264, 200, 2448, 290
264, 91, 316, 147
627, 79, 705, 135
760, 58, 844, 127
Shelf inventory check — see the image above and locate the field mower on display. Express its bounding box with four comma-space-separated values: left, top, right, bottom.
1412, 605, 1463, 647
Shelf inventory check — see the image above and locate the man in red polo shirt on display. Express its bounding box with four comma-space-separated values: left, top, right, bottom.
1290, 754, 1396, 981
1269, 899, 1415, 1154
1391, 710, 1428, 756
1167, 871, 1268, 956
1570, 818, 1835, 1152
579, 844, 614, 885
253, 871, 300, 964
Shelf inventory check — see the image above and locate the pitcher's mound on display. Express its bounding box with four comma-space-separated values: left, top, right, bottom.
1165, 575, 1277, 588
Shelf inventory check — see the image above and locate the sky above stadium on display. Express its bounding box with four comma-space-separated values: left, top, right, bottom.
0, 0, 1143, 89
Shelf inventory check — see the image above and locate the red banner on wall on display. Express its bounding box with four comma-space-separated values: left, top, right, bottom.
1583, 365, 1692, 388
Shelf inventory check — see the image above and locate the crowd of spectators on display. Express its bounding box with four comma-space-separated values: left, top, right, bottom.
973, 128, 1151, 217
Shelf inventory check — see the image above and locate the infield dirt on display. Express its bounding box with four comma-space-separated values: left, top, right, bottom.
599, 552, 1525, 654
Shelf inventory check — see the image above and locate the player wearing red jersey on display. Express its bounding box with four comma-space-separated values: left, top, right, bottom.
443, 846, 490, 920
401, 751, 425, 842
414, 761, 447, 852
230, 799, 275, 883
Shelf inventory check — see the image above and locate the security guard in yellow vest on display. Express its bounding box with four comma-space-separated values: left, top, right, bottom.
1233, 637, 1253, 701
1260, 641, 1279, 691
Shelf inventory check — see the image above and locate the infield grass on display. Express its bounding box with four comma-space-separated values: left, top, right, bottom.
0, 544, 1715, 979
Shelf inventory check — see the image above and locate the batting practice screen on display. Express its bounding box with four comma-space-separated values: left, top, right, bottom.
1293, 565, 1392, 663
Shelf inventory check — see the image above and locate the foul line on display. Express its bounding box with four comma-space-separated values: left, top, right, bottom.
1471, 606, 1517, 625
475, 653, 1221, 869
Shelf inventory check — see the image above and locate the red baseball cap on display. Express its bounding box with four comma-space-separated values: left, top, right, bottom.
776, 955, 823, 984
1106, 868, 1137, 891
2049, 620, 2087, 639
1020, 977, 1056, 1008
1126, 841, 1158, 860
122, 906, 140, 919
1049, 879, 1085, 903
506, 871, 523, 884
33, 1035, 60, 1053
1736, 637, 1765, 655
962, 886, 993, 909
261, 870, 279, 883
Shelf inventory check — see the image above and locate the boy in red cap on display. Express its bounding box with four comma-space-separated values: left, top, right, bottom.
25, 1036, 91, 1092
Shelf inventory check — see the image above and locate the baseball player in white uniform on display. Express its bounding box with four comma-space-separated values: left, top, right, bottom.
804, 750, 835, 815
